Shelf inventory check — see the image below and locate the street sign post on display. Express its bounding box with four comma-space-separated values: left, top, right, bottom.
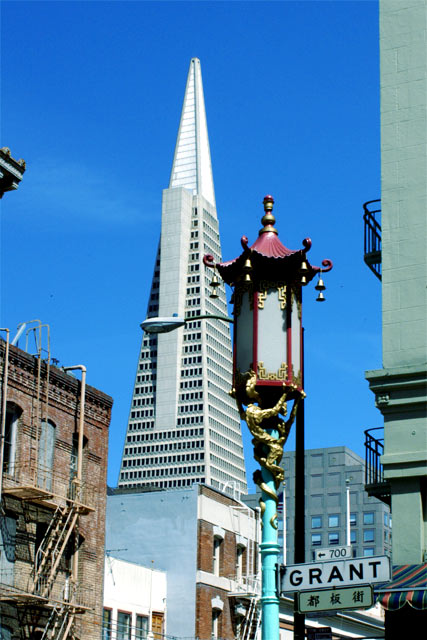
314, 545, 352, 561
280, 555, 390, 594
297, 585, 373, 614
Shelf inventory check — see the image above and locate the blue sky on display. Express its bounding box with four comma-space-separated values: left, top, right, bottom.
1, 0, 381, 490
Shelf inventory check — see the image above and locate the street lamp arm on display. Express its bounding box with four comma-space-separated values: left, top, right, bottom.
195, 314, 233, 323
140, 313, 233, 334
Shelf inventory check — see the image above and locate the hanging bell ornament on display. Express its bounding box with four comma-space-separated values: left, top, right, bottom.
315, 278, 326, 292
316, 291, 326, 302
300, 259, 309, 285
243, 258, 252, 283
209, 272, 220, 299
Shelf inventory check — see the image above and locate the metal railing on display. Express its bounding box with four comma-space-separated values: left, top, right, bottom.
363, 199, 382, 280
2, 462, 96, 512
228, 573, 261, 597
364, 427, 385, 486
0, 569, 95, 609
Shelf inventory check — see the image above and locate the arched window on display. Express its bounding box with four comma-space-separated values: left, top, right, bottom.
3, 402, 22, 474
37, 420, 56, 491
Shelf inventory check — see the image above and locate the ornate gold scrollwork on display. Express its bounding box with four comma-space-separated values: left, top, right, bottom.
278, 285, 287, 310
257, 362, 288, 381
257, 290, 267, 309
257, 281, 287, 311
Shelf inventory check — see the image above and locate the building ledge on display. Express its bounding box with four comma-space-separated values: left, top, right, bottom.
366, 364, 426, 384
382, 455, 427, 477
365, 365, 427, 414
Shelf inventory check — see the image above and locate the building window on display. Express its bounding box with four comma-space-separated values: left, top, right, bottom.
363, 547, 375, 557
211, 610, 221, 639
328, 514, 339, 528
236, 544, 245, 581
311, 516, 322, 529
363, 529, 375, 543
0, 515, 17, 586
37, 420, 56, 490
136, 615, 149, 639
3, 403, 21, 474
152, 612, 164, 640
213, 536, 222, 576
117, 611, 131, 640
102, 609, 112, 640
329, 532, 339, 545
350, 512, 357, 527
311, 533, 322, 546
363, 512, 374, 525
350, 530, 357, 544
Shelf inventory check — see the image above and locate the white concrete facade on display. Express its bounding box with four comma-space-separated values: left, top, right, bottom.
103, 556, 166, 639
118, 58, 247, 495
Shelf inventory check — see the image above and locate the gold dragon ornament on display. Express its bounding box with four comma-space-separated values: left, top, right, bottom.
233, 370, 305, 528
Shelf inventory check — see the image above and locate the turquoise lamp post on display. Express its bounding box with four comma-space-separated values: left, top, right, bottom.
204, 195, 332, 640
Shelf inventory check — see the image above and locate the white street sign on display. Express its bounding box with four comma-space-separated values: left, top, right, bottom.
315, 546, 352, 561
297, 585, 373, 613
280, 555, 390, 593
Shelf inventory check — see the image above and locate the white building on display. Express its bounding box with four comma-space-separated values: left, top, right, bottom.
118, 58, 247, 495
103, 556, 166, 640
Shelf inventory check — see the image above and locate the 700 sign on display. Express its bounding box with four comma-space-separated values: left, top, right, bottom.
315, 545, 352, 561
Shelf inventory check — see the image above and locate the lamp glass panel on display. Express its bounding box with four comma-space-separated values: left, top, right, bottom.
291, 294, 301, 380
235, 290, 253, 375
257, 288, 287, 376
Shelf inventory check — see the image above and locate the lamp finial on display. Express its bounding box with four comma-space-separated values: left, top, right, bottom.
260, 194, 278, 235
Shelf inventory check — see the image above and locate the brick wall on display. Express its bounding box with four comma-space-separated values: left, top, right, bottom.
196, 583, 235, 640
0, 342, 112, 639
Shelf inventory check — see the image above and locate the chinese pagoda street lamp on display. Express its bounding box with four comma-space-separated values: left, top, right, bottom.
204, 195, 332, 640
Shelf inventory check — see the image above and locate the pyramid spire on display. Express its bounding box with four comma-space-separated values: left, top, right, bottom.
169, 58, 216, 207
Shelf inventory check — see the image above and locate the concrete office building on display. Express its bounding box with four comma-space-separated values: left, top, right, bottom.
362, 0, 427, 631
244, 446, 391, 566
118, 58, 247, 495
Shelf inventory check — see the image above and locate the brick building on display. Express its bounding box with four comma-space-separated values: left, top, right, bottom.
0, 333, 112, 639
106, 483, 260, 640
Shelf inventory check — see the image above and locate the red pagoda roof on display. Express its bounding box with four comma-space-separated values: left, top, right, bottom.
204, 195, 332, 287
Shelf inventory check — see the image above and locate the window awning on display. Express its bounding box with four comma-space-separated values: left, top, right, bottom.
374, 564, 427, 611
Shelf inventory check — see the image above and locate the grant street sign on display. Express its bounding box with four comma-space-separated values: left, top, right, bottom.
280, 555, 390, 593
315, 545, 352, 561
297, 585, 373, 614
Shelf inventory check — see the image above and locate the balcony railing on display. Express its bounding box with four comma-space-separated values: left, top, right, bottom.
228, 573, 261, 597
363, 199, 381, 281
364, 427, 390, 505
2, 462, 95, 513
0, 569, 94, 610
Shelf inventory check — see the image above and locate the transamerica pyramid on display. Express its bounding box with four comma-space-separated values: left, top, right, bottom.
118, 58, 248, 494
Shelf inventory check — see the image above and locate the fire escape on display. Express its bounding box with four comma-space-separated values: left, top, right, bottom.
227, 505, 261, 640
363, 199, 382, 280
0, 325, 94, 640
